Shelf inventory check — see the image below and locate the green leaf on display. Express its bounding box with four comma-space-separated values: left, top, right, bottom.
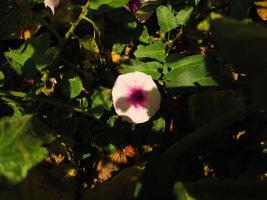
156, 5, 177, 33
119, 59, 162, 80
176, 7, 193, 26
139, 26, 150, 44
90, 0, 129, 10
165, 55, 220, 87
61, 71, 83, 99
0, 71, 4, 87
0, 115, 54, 184
79, 36, 100, 60
134, 41, 166, 62
152, 117, 166, 133
8, 103, 24, 117
91, 87, 112, 119
4, 34, 58, 75
112, 43, 125, 54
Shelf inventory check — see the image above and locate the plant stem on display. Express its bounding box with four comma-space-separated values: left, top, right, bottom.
83, 16, 101, 39
0, 90, 92, 117
64, 0, 91, 40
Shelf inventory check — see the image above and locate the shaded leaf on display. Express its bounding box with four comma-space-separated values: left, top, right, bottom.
0, 1, 40, 40
210, 15, 267, 74
0, 115, 54, 184
139, 26, 150, 44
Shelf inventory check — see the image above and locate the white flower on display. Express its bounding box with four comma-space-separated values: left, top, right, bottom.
112, 71, 161, 124
44, 0, 60, 15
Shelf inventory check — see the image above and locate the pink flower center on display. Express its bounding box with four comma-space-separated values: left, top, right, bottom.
128, 88, 146, 107
128, 0, 141, 12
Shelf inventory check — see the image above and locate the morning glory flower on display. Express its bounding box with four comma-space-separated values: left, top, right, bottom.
44, 0, 60, 15
112, 71, 161, 124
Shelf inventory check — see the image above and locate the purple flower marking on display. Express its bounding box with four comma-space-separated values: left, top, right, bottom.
129, 88, 147, 108
128, 0, 141, 12
112, 71, 161, 124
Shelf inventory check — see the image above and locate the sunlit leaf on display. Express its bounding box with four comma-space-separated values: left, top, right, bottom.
4, 34, 58, 75
61, 71, 83, 99
176, 6, 193, 26
134, 41, 166, 62
156, 5, 177, 33
119, 59, 162, 79
165, 55, 220, 88
188, 90, 244, 127
152, 117, 166, 133
0, 115, 54, 184
0, 1, 40, 40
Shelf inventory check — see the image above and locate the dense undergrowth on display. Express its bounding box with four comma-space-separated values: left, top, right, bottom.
1, 0, 267, 199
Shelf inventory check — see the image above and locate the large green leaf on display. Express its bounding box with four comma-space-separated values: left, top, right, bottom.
156, 5, 177, 34
176, 6, 193, 26
119, 59, 163, 80
134, 41, 166, 62
0, 115, 54, 184
4, 34, 59, 75
165, 55, 220, 87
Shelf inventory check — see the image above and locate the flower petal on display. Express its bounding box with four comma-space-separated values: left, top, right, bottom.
122, 105, 151, 124
112, 71, 161, 124
44, 0, 60, 15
